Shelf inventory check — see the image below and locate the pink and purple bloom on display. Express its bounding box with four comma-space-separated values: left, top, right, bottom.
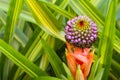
65, 16, 98, 80
65, 16, 97, 48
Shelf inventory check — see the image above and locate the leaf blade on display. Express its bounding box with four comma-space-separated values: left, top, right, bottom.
4, 0, 24, 42
26, 0, 65, 41
41, 39, 66, 77
39, 0, 74, 19
97, 0, 116, 79
0, 39, 47, 78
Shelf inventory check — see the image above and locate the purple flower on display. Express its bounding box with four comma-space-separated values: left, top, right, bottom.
65, 15, 98, 48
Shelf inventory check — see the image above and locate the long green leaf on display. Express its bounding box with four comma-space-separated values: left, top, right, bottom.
0, 39, 47, 78
94, 68, 104, 80
14, 27, 28, 47
33, 76, 62, 80
22, 27, 45, 58
39, 0, 74, 19
90, 0, 110, 16
0, 10, 6, 25
1, 0, 24, 80
0, 9, 28, 47
0, 1, 36, 25
63, 63, 73, 80
39, 53, 49, 71
41, 39, 66, 77
25, 0, 65, 41
24, 29, 48, 61
88, 59, 100, 80
59, 0, 69, 9
4, 0, 24, 42
54, 0, 70, 19
109, 72, 118, 80
14, 27, 48, 79
98, 0, 116, 79
111, 59, 120, 78
114, 37, 120, 54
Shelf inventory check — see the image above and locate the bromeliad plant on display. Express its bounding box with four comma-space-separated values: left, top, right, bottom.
65, 15, 97, 80
0, 0, 120, 80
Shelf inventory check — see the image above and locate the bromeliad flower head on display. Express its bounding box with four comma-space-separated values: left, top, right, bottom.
65, 15, 98, 48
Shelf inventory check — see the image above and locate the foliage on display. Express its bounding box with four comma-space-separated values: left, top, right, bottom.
0, 0, 120, 80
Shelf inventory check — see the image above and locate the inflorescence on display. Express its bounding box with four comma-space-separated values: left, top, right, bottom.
65, 15, 98, 48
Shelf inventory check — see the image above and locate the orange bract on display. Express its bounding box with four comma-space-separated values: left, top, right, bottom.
66, 43, 94, 80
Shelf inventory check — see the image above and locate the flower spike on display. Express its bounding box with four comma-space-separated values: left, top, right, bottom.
65, 16, 97, 80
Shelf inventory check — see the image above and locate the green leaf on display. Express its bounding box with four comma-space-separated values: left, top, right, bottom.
33, 76, 62, 80
59, 0, 69, 8
90, 0, 110, 16
98, 0, 116, 79
0, 1, 36, 25
39, 0, 74, 19
109, 72, 118, 80
114, 37, 120, 54
1, 0, 24, 79
39, 53, 49, 71
62, 63, 73, 80
0, 10, 6, 25
22, 27, 47, 60
88, 59, 100, 80
25, 0, 65, 41
14, 27, 48, 79
111, 59, 120, 77
14, 27, 28, 47
0, 8, 28, 47
41, 39, 66, 77
94, 68, 104, 80
4, 0, 24, 43
0, 39, 47, 78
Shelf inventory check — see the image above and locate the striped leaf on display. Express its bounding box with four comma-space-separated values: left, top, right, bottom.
41, 39, 66, 77
33, 76, 62, 80
39, 0, 74, 19
0, 39, 47, 78
26, 0, 65, 41
14, 27, 48, 79
98, 0, 116, 79
4, 0, 24, 43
